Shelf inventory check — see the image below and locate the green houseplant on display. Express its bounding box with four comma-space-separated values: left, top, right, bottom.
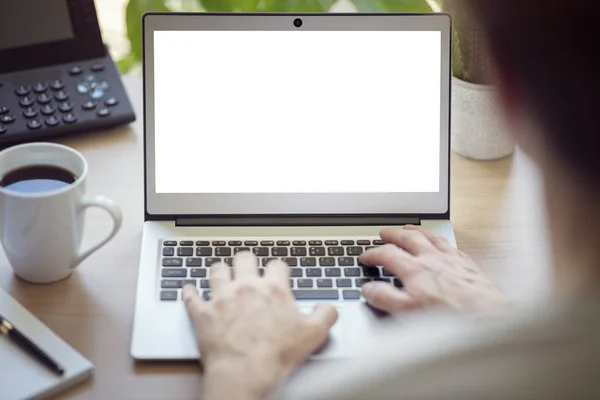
437, 0, 515, 160
118, 0, 434, 73
120, 0, 511, 159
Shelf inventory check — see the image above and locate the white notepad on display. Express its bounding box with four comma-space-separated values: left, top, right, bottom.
0, 288, 93, 400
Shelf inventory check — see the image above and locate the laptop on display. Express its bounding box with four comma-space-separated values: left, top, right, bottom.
131, 12, 454, 360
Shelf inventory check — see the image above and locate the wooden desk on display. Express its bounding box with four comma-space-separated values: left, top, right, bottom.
0, 77, 553, 399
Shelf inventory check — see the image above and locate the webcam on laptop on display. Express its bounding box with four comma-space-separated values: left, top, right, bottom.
294, 18, 303, 28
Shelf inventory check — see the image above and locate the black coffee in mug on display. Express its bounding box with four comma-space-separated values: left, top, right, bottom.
0, 165, 77, 193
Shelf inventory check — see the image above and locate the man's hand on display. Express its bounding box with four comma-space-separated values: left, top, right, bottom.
360, 225, 510, 314
183, 252, 337, 400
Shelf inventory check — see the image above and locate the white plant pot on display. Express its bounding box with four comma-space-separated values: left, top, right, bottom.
451, 76, 515, 160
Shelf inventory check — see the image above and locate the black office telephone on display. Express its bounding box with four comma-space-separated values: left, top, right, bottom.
0, 0, 136, 146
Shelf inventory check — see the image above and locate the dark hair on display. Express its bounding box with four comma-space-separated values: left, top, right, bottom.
465, 1, 599, 184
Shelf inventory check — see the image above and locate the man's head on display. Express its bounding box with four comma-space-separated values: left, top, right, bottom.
465, 1, 599, 187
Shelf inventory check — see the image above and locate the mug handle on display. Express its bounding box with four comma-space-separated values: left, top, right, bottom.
72, 195, 123, 269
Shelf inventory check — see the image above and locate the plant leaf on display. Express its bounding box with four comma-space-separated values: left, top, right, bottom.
166, 0, 203, 11
116, 53, 137, 74
200, 0, 236, 11
262, 0, 337, 12
125, 0, 171, 65
349, 0, 432, 13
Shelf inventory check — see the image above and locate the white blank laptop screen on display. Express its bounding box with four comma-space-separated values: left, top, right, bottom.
153, 30, 441, 194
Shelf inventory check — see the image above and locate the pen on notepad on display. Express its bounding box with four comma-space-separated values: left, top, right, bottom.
0, 313, 65, 376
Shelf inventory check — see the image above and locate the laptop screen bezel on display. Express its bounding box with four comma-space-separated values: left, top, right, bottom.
143, 12, 451, 219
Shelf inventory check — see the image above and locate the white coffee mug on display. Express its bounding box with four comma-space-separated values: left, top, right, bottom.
0, 142, 122, 283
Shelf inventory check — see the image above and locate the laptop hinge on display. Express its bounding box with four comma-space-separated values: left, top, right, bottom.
176, 216, 421, 227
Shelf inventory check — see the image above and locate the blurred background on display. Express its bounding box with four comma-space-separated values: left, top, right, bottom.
96, 0, 445, 76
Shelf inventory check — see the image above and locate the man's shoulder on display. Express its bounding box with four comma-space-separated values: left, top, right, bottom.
280, 296, 600, 400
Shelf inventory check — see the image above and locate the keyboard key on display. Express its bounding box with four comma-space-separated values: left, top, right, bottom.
186, 258, 202, 267
19, 96, 34, 107
366, 246, 377, 250
276, 240, 290, 246
225, 257, 234, 266
244, 240, 258, 246
325, 268, 341, 277
300, 257, 317, 267
382, 268, 394, 277
341, 240, 355, 245
162, 258, 183, 267
40, 104, 55, 115
234, 247, 251, 254
212, 240, 226, 246
309, 247, 325, 256
355, 278, 373, 287
177, 247, 193, 256
182, 279, 197, 287
293, 290, 339, 300
289, 279, 294, 288
325, 240, 339, 245
363, 267, 380, 277
215, 247, 231, 256
291, 247, 307, 256
336, 278, 352, 288
262, 257, 277, 266
292, 240, 306, 246
338, 257, 355, 266
205, 257, 221, 266
375, 278, 392, 283
160, 291, 178, 301
202, 291, 212, 301
373, 240, 384, 245
0, 114, 15, 124
272, 247, 288, 256
162, 247, 174, 256
358, 260, 376, 268
344, 268, 360, 277
15, 85, 31, 96
343, 290, 361, 300
45, 115, 60, 127
179, 241, 193, 246
281, 257, 298, 266
347, 246, 364, 256
261, 240, 274, 246
290, 268, 303, 277
161, 280, 182, 288
317, 279, 333, 288
196, 240, 210, 246
258, 268, 265, 277
163, 240, 177, 246
37, 93, 52, 104
190, 268, 206, 278
162, 269, 186, 278
297, 279, 313, 288
253, 247, 269, 256
197, 247, 213, 256
58, 101, 73, 112
50, 79, 64, 90
319, 257, 335, 266
27, 118, 43, 130
306, 268, 322, 277
200, 279, 210, 289
328, 247, 344, 256
227, 240, 241, 246
394, 278, 404, 288
23, 107, 38, 118
357, 240, 371, 245
309, 240, 322, 246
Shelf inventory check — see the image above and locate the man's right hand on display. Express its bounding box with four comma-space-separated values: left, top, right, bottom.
359, 225, 510, 314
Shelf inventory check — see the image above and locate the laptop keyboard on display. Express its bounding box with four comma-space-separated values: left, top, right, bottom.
159, 238, 403, 302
